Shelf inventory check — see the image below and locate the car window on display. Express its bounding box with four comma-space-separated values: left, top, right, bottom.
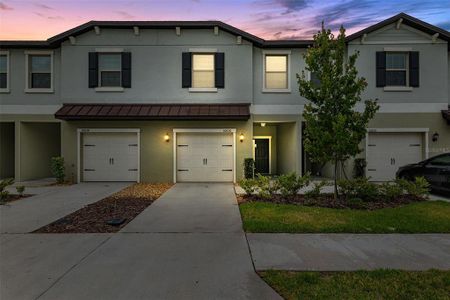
428, 154, 450, 166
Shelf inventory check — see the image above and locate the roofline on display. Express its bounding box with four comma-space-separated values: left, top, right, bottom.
1, 14, 449, 49
346, 12, 450, 45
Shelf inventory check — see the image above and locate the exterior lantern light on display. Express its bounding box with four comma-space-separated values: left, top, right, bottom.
261, 122, 266, 127
239, 133, 245, 142
432, 132, 439, 142
164, 133, 170, 142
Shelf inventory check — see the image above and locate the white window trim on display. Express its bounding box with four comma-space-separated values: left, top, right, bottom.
253, 136, 272, 174
262, 50, 291, 93
385, 51, 409, 88
24, 50, 54, 93
190, 52, 216, 91
0, 51, 10, 93
77, 128, 141, 183
172, 128, 237, 183
97, 52, 122, 89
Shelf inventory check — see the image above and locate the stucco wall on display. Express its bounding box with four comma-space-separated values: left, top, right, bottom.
19, 122, 61, 180
61, 119, 253, 183
277, 122, 300, 175
0, 122, 15, 179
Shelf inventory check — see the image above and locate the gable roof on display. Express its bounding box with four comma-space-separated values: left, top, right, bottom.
1, 13, 449, 49
346, 12, 450, 46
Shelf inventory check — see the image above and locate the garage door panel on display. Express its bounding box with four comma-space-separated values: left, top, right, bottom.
176, 132, 234, 182
82, 132, 138, 182
367, 132, 423, 181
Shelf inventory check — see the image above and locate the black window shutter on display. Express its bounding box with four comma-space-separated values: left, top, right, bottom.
88, 52, 98, 88
215, 52, 225, 88
182, 52, 192, 88
376, 51, 386, 87
409, 51, 419, 87
121, 52, 132, 88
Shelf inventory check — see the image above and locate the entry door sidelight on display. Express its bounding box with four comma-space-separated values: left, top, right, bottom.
254, 139, 270, 174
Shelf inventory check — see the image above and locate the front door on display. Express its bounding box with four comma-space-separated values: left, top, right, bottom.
254, 139, 269, 174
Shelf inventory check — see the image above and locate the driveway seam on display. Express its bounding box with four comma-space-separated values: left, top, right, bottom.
34, 235, 113, 300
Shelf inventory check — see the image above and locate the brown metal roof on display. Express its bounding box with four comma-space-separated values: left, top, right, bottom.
55, 103, 251, 120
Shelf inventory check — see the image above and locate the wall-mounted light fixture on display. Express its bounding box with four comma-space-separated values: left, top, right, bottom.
164, 133, 170, 142
432, 132, 439, 142
261, 122, 266, 127
239, 133, 245, 142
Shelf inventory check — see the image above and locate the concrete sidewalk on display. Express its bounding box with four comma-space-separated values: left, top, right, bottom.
0, 182, 129, 233
248, 233, 450, 271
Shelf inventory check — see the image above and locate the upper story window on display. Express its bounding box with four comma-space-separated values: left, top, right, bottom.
88, 51, 131, 91
182, 51, 224, 92
0, 51, 8, 92
98, 53, 122, 87
376, 50, 419, 90
263, 51, 290, 92
386, 52, 408, 86
309, 71, 321, 87
25, 51, 53, 92
192, 54, 215, 88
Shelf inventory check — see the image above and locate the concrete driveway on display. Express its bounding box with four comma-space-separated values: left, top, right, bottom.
0, 182, 129, 233
1, 183, 280, 300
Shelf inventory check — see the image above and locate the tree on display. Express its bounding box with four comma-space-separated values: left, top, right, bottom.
297, 23, 379, 199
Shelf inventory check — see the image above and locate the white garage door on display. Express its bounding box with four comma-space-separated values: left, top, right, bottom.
82, 132, 138, 182
367, 132, 423, 181
176, 132, 234, 182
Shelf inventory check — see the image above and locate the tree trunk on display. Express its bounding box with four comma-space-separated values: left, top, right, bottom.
334, 159, 338, 199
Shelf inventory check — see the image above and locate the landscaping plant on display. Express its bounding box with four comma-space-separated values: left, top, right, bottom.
353, 158, 367, 178
397, 177, 430, 198
378, 182, 404, 201
298, 23, 379, 198
255, 174, 275, 199
239, 178, 258, 195
304, 180, 329, 200
0, 178, 14, 203
15, 185, 25, 196
50, 156, 65, 184
338, 177, 379, 202
243, 158, 255, 179
277, 172, 311, 197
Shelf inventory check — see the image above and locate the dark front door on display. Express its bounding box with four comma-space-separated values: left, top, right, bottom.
254, 139, 269, 174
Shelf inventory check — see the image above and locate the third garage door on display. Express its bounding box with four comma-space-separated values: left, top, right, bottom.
176, 132, 234, 182
366, 132, 424, 181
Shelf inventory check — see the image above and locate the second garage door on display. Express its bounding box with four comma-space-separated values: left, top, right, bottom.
366, 132, 424, 181
176, 132, 234, 182
82, 132, 138, 182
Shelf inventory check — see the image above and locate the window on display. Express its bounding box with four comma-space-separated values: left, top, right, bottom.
386, 52, 408, 86
28, 54, 52, 90
310, 71, 321, 86
0, 52, 8, 91
98, 53, 121, 87
264, 53, 289, 91
192, 54, 214, 88
429, 154, 450, 166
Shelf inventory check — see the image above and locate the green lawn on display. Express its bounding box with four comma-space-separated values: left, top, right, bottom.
239, 201, 450, 233
260, 270, 450, 300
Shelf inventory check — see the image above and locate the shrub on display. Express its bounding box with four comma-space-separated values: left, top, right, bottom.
353, 158, 367, 178
0, 178, 14, 202
277, 172, 311, 197
239, 178, 257, 195
16, 185, 25, 196
338, 177, 379, 202
243, 158, 255, 179
255, 174, 274, 199
378, 182, 403, 201
397, 176, 430, 198
305, 180, 329, 200
50, 156, 65, 184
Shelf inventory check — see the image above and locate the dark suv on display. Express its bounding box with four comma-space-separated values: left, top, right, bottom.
396, 153, 450, 195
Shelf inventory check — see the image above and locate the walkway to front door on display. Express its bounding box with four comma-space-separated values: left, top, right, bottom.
35, 183, 281, 299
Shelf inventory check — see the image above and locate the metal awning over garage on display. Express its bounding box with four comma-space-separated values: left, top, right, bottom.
55, 103, 250, 121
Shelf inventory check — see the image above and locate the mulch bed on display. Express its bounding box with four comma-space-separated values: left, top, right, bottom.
0, 194, 33, 205
237, 194, 425, 210
34, 183, 172, 233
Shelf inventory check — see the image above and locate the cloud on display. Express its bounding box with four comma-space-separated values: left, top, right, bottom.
34, 12, 63, 20
34, 3, 53, 10
115, 11, 135, 19
0, 2, 13, 10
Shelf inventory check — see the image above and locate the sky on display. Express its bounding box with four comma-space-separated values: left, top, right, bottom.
0, 0, 449, 41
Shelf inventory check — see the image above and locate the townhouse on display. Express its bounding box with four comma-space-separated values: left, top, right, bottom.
0, 13, 449, 183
